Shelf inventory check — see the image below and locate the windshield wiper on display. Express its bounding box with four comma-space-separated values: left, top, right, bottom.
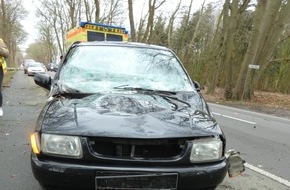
52, 91, 95, 98
114, 85, 192, 110
113, 85, 176, 95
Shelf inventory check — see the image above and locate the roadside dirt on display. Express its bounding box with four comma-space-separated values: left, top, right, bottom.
201, 88, 290, 119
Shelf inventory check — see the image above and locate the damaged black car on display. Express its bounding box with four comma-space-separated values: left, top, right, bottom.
31, 42, 243, 190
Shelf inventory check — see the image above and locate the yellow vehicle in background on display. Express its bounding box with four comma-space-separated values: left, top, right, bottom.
66, 21, 128, 47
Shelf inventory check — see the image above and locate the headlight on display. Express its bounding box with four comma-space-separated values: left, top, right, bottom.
41, 133, 83, 159
190, 138, 222, 163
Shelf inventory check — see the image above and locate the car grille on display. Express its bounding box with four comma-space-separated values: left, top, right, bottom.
88, 138, 187, 160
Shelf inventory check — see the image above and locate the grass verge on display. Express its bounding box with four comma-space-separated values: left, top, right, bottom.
3, 70, 17, 87
201, 87, 290, 118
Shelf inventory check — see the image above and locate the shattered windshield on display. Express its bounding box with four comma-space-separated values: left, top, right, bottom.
59, 46, 194, 93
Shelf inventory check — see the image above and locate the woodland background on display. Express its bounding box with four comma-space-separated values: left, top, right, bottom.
1, 0, 290, 101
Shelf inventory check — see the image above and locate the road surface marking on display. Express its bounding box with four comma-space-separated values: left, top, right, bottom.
212, 112, 256, 125
245, 163, 290, 187
209, 103, 290, 122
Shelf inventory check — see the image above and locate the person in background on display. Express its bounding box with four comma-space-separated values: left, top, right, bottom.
0, 38, 9, 116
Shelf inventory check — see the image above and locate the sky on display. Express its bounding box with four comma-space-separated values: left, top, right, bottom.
20, 0, 38, 51
20, 0, 221, 51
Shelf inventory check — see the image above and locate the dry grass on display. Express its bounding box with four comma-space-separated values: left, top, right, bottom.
202, 88, 290, 108
201, 87, 290, 118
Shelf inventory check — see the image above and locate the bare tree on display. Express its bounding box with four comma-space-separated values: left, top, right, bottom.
178, 0, 193, 57
83, 0, 98, 22
0, 0, 8, 41
94, 0, 100, 22
37, 21, 57, 63
250, 0, 290, 96
205, 6, 226, 95
232, 0, 290, 100
183, 0, 206, 67
26, 41, 51, 63
166, 0, 182, 48
141, 0, 166, 43
0, 0, 27, 66
37, 0, 66, 54
99, 0, 125, 25
136, 2, 147, 42
222, 0, 239, 99
64, 0, 78, 29
37, 0, 82, 54
128, 0, 136, 42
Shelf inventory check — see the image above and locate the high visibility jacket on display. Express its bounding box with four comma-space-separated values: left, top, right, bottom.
0, 38, 8, 74
0, 56, 7, 74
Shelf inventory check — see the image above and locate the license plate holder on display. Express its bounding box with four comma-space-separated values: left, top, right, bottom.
95, 172, 178, 190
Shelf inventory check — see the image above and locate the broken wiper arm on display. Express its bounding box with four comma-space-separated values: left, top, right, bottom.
193, 109, 215, 119
113, 85, 176, 95
114, 85, 192, 110
52, 91, 95, 98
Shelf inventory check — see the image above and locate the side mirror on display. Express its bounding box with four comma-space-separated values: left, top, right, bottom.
193, 81, 201, 92
34, 73, 52, 90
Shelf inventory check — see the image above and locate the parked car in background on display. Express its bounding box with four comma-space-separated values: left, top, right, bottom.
47, 62, 59, 72
26, 62, 46, 76
31, 42, 244, 190
23, 59, 36, 74
40, 63, 48, 72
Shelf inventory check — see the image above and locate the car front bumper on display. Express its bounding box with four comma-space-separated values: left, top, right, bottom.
31, 154, 228, 190
27, 71, 45, 76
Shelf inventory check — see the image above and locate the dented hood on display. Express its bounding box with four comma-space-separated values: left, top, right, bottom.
40, 93, 223, 138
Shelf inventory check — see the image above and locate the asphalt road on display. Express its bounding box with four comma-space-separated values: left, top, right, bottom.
0, 70, 46, 190
0, 70, 289, 190
209, 103, 290, 181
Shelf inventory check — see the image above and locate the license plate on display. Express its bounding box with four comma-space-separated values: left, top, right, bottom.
95, 173, 178, 190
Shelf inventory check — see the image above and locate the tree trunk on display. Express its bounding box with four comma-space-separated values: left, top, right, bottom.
179, 0, 193, 58
65, 0, 76, 29
206, 10, 224, 95
223, 0, 239, 100
141, 0, 165, 43
232, 0, 268, 100
141, 0, 154, 43
128, 0, 136, 42
166, 0, 181, 48
183, 0, 205, 65
84, 0, 92, 22
250, 0, 290, 95
94, 0, 100, 23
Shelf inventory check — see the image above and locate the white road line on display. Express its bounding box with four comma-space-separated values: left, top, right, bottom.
245, 163, 290, 187
209, 103, 290, 122
212, 112, 256, 125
